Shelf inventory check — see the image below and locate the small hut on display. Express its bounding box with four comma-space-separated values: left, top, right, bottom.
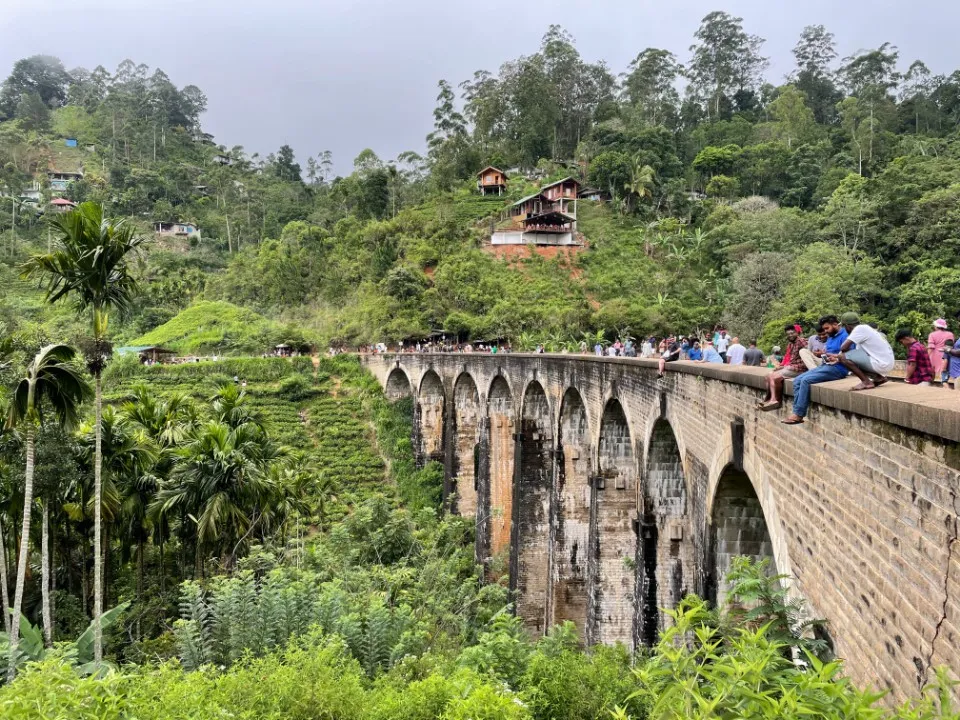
116, 346, 177, 364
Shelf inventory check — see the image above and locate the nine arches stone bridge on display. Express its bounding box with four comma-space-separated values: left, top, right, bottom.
361, 352, 960, 703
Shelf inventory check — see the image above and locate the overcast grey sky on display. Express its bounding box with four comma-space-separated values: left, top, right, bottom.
2, 0, 958, 174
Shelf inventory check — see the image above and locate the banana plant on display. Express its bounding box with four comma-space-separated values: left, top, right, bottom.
0, 601, 129, 680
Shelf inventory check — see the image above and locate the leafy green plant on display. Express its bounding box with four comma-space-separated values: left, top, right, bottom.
0, 602, 129, 680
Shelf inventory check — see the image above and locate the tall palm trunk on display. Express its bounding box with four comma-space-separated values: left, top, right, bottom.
93, 372, 104, 664
41, 502, 52, 646
8, 424, 36, 681
0, 517, 10, 635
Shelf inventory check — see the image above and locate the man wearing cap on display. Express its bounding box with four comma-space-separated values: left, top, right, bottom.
835, 312, 895, 390
928, 319, 954, 384
782, 315, 850, 425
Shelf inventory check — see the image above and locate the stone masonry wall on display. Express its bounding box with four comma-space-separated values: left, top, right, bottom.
452, 374, 481, 517
640, 420, 693, 642
553, 389, 592, 639
513, 381, 554, 634
363, 353, 960, 705
488, 376, 515, 571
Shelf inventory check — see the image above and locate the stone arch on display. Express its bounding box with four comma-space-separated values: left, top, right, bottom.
512, 380, 554, 635
487, 376, 515, 567
637, 419, 691, 646
385, 367, 413, 400
591, 398, 638, 646
451, 373, 482, 518
552, 387, 591, 638
416, 370, 445, 467
709, 465, 777, 607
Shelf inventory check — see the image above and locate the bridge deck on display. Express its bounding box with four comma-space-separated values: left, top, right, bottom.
395, 353, 960, 443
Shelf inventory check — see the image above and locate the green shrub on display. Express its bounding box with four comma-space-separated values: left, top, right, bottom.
278, 373, 316, 401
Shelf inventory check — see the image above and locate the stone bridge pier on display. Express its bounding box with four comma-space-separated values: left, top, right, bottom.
362, 352, 960, 704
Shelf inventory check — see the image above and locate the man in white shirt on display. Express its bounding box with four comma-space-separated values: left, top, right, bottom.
837, 312, 894, 391
716, 331, 730, 362
726, 337, 746, 365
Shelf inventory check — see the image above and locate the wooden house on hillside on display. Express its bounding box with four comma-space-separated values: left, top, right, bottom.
476, 166, 508, 195
493, 176, 582, 247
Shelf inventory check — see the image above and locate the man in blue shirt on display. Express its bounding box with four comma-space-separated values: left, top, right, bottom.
687, 341, 703, 362
782, 314, 851, 425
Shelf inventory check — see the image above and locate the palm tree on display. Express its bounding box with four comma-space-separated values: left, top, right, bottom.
79, 407, 156, 617
121, 386, 195, 598
0, 427, 13, 636
626, 161, 656, 213
155, 421, 279, 574
23, 202, 147, 663
5, 344, 90, 679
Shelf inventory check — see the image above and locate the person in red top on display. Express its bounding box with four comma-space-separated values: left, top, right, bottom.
896, 329, 935, 386
758, 324, 808, 410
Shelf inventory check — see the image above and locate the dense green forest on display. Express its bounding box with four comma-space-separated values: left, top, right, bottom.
3, 8, 960, 718
4, 13, 960, 351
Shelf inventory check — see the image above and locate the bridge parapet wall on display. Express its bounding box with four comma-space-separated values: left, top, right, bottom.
365, 353, 960, 703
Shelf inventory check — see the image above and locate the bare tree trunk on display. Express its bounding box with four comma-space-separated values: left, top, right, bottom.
8, 425, 36, 681
41, 502, 52, 646
0, 518, 10, 635
136, 539, 144, 638
93, 373, 104, 664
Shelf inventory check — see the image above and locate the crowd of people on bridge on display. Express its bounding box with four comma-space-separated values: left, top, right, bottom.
660, 314, 957, 426
359, 313, 960, 426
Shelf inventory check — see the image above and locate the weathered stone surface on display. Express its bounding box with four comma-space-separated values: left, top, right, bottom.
363, 353, 960, 704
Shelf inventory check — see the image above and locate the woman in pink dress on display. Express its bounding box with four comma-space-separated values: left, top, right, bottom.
927, 319, 955, 381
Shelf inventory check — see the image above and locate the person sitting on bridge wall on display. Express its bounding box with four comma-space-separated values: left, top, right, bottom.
896, 329, 936, 386
657, 338, 681, 377
757, 324, 808, 412
800, 327, 830, 370
782, 315, 850, 425
836, 312, 894, 391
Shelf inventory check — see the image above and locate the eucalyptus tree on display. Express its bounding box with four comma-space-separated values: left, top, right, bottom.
5, 344, 90, 679
23, 202, 147, 663
687, 11, 768, 119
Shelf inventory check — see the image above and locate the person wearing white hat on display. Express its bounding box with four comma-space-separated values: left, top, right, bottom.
928, 318, 955, 384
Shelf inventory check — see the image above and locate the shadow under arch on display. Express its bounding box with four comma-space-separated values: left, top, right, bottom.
552, 387, 591, 639
591, 397, 638, 647
636, 418, 691, 647
451, 373, 481, 518
385, 367, 413, 400
486, 376, 515, 568
512, 379, 554, 636
708, 464, 778, 608
416, 369, 445, 467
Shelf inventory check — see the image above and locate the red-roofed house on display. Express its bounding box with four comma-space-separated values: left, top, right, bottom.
49, 197, 77, 213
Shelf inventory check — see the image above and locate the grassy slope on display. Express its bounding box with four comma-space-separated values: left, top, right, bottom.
131, 300, 277, 355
